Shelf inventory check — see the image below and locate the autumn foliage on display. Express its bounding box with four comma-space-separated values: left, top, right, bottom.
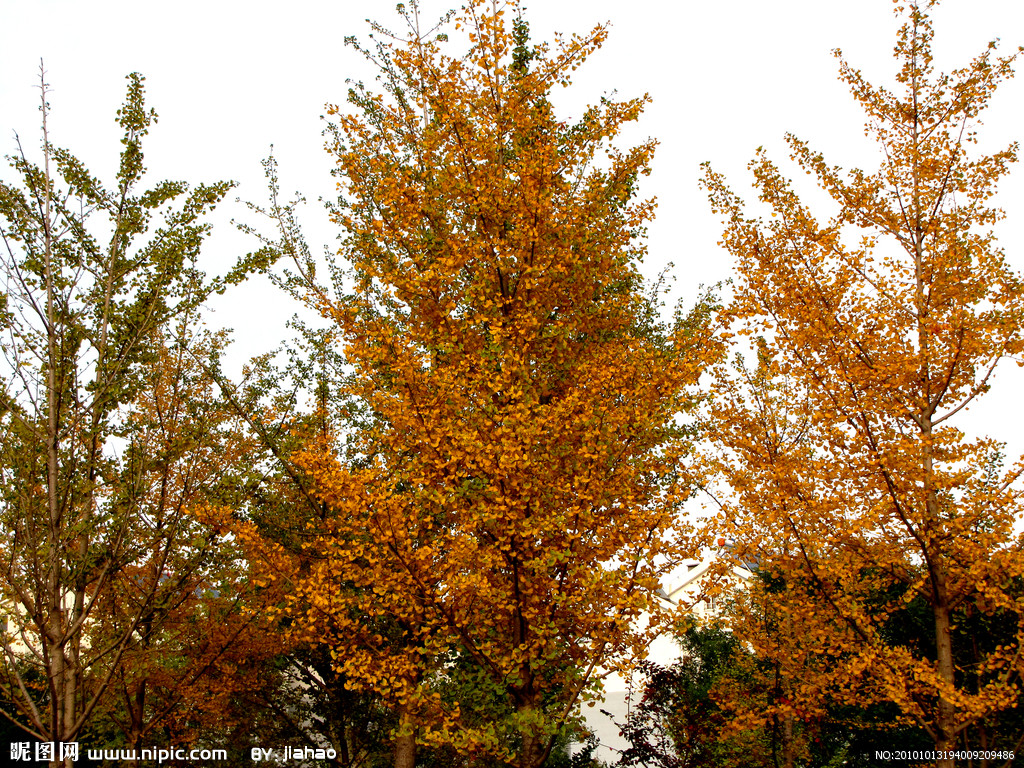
4, 0, 1024, 765
701, 1, 1024, 762
246, 1, 708, 765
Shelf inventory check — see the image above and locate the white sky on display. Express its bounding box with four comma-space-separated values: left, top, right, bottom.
3, 0, 1023, 448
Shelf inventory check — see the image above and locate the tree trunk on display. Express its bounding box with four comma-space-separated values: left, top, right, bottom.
783, 711, 795, 768
922, 403, 956, 768
934, 583, 956, 768
393, 703, 416, 768
517, 702, 549, 768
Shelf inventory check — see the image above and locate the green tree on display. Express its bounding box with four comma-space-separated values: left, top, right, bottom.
0, 66, 270, 754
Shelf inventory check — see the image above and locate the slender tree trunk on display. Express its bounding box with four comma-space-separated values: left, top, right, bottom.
906, 12, 959, 762
933, 578, 956, 767
40, 63, 77, 767
783, 711, 795, 768
517, 701, 548, 768
922, 407, 956, 768
921, 396, 959, 758
393, 702, 416, 768
519, 731, 544, 768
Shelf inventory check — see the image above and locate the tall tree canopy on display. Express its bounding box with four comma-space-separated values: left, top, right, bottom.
247, 2, 711, 765
701, 1, 1024, 764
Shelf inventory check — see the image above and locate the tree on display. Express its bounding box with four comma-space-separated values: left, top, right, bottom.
613, 616, 844, 768
0, 67, 270, 756
251, 2, 710, 765
701, 2, 1024, 764
211, 320, 405, 768
82, 325, 281, 756
614, 592, 952, 768
615, 623, 756, 768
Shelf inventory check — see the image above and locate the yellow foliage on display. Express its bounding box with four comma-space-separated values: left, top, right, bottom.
701, 1, 1024, 760
251, 1, 710, 764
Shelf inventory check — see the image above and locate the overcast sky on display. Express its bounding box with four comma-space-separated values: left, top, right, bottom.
3, 0, 1023, 445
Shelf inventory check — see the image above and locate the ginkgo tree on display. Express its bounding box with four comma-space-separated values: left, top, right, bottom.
701, 1, 1024, 764
248, 1, 710, 765
0, 68, 272, 755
